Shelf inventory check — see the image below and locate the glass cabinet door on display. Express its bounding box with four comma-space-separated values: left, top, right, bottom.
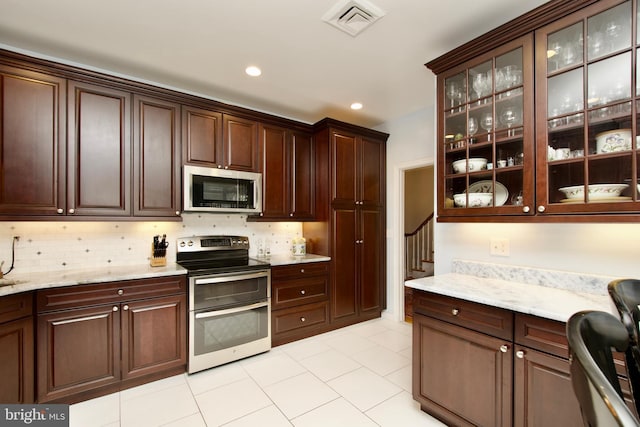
440, 35, 534, 215
536, 0, 639, 214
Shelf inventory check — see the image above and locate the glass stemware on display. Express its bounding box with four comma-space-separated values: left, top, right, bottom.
446, 81, 464, 109
472, 73, 491, 102
480, 112, 493, 141
499, 106, 522, 136
468, 117, 478, 136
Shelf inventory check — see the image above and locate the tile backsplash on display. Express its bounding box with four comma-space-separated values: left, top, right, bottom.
0, 213, 303, 274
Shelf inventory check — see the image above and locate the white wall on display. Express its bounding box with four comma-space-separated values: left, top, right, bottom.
376, 105, 436, 320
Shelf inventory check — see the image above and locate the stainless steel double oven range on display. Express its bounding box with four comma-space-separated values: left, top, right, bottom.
176, 235, 271, 374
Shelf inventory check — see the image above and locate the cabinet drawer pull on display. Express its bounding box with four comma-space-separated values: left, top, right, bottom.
117, 289, 124, 296
516, 350, 525, 359
123, 305, 129, 311
113, 306, 119, 312
300, 290, 306, 295
300, 317, 306, 322
451, 308, 459, 316
499, 345, 509, 353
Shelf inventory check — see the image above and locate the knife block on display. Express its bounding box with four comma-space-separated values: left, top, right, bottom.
150, 243, 167, 267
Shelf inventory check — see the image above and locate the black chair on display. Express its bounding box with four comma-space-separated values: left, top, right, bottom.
567, 310, 640, 427
609, 278, 640, 415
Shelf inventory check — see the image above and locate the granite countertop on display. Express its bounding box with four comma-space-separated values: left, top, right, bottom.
405, 273, 613, 323
263, 253, 331, 266
0, 263, 188, 297
0, 254, 331, 297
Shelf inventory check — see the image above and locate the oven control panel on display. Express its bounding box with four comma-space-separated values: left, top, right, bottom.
176, 235, 250, 252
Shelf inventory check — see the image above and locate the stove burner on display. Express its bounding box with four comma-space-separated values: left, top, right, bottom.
176, 235, 269, 274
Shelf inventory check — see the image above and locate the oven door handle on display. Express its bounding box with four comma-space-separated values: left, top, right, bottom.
194, 271, 268, 285
195, 301, 269, 319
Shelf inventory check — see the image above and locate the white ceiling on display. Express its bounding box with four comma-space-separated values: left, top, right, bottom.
0, 0, 549, 128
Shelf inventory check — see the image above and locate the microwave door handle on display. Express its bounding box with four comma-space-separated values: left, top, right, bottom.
195, 301, 269, 319
194, 271, 268, 285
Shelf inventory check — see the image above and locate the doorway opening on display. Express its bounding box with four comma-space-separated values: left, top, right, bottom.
403, 165, 435, 322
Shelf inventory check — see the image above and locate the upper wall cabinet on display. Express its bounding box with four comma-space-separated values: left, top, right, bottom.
437, 35, 535, 218
0, 65, 66, 216
429, 0, 640, 222
182, 105, 223, 167
223, 115, 260, 172
535, 0, 640, 216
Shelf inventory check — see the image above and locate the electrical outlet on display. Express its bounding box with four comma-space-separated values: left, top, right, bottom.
490, 238, 510, 256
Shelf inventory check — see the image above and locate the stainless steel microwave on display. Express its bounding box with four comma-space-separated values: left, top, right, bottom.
183, 165, 262, 213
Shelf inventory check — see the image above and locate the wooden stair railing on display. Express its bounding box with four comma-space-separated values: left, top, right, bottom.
404, 212, 434, 280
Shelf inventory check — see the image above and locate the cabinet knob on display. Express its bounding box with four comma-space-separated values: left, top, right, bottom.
217, 165, 222, 168
224, 166, 229, 170
123, 305, 129, 311
522, 206, 530, 213
290, 213, 294, 217
57, 208, 64, 214
112, 306, 119, 312
117, 289, 124, 296
300, 289, 306, 295
300, 317, 306, 322
516, 350, 525, 359
175, 211, 180, 216
499, 345, 509, 353
537, 205, 546, 213
68, 208, 75, 214
451, 308, 459, 316
300, 269, 305, 273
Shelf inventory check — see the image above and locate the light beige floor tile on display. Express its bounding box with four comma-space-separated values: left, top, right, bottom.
328, 367, 402, 411
348, 318, 392, 337
299, 349, 361, 381
242, 352, 307, 387
161, 412, 207, 427
223, 405, 293, 427
366, 391, 447, 426
196, 377, 271, 426
281, 337, 333, 361
263, 372, 339, 419
323, 332, 377, 356
120, 373, 187, 401
70, 392, 120, 427
351, 344, 411, 376
385, 364, 412, 392
367, 329, 412, 352
291, 398, 378, 427
120, 382, 199, 427
186, 361, 249, 395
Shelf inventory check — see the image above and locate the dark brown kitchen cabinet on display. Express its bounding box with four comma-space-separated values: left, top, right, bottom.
223, 114, 259, 172
428, 0, 640, 222
37, 275, 187, 403
304, 119, 387, 329
256, 124, 314, 220
0, 292, 34, 404
412, 290, 637, 426
182, 105, 223, 167
67, 81, 131, 216
133, 95, 181, 217
271, 262, 329, 346
0, 65, 66, 217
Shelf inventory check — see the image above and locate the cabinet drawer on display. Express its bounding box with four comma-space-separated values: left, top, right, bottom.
273, 302, 328, 335
413, 290, 513, 341
515, 313, 628, 377
272, 276, 328, 310
271, 262, 329, 280
0, 292, 33, 324
37, 275, 187, 313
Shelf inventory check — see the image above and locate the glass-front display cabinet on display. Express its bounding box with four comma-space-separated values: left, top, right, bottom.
535, 0, 640, 215
438, 35, 535, 216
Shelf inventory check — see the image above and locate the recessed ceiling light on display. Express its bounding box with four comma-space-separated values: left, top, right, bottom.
350, 102, 363, 110
245, 66, 262, 77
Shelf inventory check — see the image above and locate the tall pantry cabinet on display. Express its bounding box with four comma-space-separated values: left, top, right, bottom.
305, 118, 388, 328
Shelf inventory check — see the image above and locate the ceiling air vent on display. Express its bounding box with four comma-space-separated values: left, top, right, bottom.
322, 0, 386, 37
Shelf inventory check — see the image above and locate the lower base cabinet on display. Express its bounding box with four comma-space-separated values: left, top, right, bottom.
0, 292, 34, 403
36, 275, 187, 403
412, 290, 635, 427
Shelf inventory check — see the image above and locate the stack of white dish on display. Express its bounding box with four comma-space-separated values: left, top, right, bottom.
558, 183, 629, 202
452, 158, 487, 174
